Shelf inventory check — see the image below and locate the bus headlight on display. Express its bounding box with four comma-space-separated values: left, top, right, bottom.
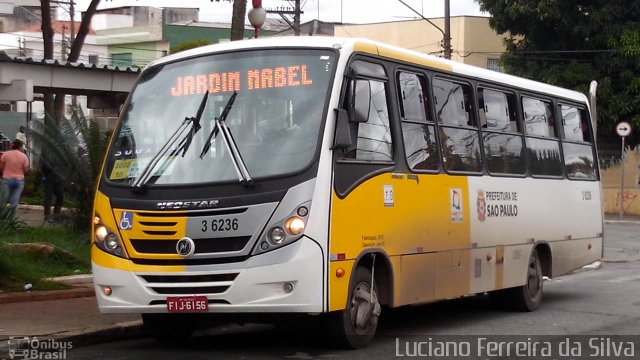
254, 202, 310, 255
284, 216, 305, 235
269, 227, 286, 244
93, 215, 128, 259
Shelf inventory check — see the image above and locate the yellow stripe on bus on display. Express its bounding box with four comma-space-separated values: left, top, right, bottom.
353, 41, 453, 72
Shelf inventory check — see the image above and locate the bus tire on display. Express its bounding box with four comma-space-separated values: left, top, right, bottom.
507, 249, 543, 312
142, 313, 196, 341
327, 266, 381, 349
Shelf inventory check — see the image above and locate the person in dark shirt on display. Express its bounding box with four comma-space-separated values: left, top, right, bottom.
41, 154, 64, 223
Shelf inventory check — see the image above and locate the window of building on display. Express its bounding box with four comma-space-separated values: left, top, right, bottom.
487, 58, 503, 73
397, 72, 439, 171
111, 53, 133, 67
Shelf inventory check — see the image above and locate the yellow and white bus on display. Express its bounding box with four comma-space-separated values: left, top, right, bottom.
91, 37, 603, 348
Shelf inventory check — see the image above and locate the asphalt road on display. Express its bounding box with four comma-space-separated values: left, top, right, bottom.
65, 223, 640, 360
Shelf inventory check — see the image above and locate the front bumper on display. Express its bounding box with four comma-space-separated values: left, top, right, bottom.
92, 237, 325, 314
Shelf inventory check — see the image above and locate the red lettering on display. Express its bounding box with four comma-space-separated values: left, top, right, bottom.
301, 65, 313, 85
209, 73, 221, 93
221, 72, 228, 92
228, 72, 240, 91
171, 76, 183, 96
247, 70, 260, 90
288, 65, 300, 86
274, 67, 286, 87
183, 76, 195, 95
261, 68, 273, 88
196, 75, 208, 94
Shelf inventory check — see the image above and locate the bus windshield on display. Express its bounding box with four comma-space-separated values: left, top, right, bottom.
105, 49, 336, 186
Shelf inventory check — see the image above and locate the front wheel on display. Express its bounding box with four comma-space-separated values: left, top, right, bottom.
326, 267, 382, 349
507, 249, 543, 311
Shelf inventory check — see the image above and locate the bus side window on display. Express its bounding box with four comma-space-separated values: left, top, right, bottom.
433, 78, 482, 173
522, 97, 563, 177
398, 71, 439, 171
560, 104, 596, 180
479, 88, 525, 175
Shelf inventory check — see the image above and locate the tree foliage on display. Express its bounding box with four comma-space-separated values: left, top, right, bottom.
30, 107, 110, 231
171, 39, 214, 54
477, 0, 640, 147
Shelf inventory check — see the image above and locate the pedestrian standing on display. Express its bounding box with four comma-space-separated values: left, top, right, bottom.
0, 139, 29, 221
41, 155, 64, 223
15, 126, 26, 143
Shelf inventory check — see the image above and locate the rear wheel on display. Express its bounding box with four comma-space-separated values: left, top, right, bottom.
327, 267, 381, 349
507, 249, 543, 311
142, 314, 197, 341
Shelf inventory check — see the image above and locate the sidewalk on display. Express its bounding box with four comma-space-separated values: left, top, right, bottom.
0, 205, 144, 352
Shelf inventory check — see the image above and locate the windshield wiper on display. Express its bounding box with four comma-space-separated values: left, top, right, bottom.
131, 91, 209, 193
199, 91, 253, 185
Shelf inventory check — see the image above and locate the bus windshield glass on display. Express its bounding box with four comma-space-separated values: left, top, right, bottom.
105, 49, 336, 186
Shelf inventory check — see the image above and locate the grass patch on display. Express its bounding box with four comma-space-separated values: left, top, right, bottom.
0, 227, 90, 293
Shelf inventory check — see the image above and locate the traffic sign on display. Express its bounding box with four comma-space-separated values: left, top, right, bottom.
616, 121, 632, 137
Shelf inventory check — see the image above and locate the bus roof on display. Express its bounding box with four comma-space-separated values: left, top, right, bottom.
149, 36, 588, 104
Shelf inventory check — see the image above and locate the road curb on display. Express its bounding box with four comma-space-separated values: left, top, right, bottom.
0, 321, 145, 352
0, 287, 95, 305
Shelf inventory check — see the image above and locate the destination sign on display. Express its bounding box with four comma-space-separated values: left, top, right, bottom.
170, 64, 314, 96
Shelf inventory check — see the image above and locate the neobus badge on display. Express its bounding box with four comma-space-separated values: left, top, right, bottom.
176, 237, 196, 257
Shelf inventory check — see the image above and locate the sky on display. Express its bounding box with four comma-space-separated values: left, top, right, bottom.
70, 0, 486, 24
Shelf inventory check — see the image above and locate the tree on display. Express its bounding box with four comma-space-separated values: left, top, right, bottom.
213, 0, 248, 41
171, 39, 214, 54
40, 0, 102, 123
477, 0, 640, 147
30, 106, 110, 231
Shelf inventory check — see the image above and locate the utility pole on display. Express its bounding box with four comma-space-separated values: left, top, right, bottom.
397, 0, 452, 59
266, 0, 303, 36
443, 0, 451, 60
69, 0, 75, 46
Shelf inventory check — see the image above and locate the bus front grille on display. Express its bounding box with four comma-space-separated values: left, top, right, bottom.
151, 286, 230, 295
130, 236, 252, 254
139, 273, 238, 296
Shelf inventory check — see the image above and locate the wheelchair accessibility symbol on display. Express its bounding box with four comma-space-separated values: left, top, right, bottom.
119, 211, 134, 230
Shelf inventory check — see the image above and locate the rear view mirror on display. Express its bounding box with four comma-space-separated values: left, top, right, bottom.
352, 80, 371, 123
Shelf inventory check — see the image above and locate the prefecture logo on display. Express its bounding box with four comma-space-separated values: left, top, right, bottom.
176, 237, 196, 257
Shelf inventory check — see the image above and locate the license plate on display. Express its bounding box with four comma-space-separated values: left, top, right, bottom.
166, 296, 208, 313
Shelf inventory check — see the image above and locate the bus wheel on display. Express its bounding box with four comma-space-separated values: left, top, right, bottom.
508, 249, 543, 311
142, 314, 196, 341
329, 267, 381, 349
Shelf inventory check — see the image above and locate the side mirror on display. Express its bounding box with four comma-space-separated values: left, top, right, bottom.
332, 108, 352, 150
352, 80, 371, 123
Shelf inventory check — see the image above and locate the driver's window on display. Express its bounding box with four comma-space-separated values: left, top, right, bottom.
343, 79, 393, 162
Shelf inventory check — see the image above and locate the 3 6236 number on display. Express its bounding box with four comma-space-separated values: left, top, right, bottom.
201, 218, 239, 232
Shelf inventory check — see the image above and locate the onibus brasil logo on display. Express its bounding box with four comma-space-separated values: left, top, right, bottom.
5, 336, 72, 360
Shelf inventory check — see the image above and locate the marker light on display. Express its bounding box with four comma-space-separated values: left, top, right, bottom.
284, 216, 305, 235
102, 286, 113, 296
